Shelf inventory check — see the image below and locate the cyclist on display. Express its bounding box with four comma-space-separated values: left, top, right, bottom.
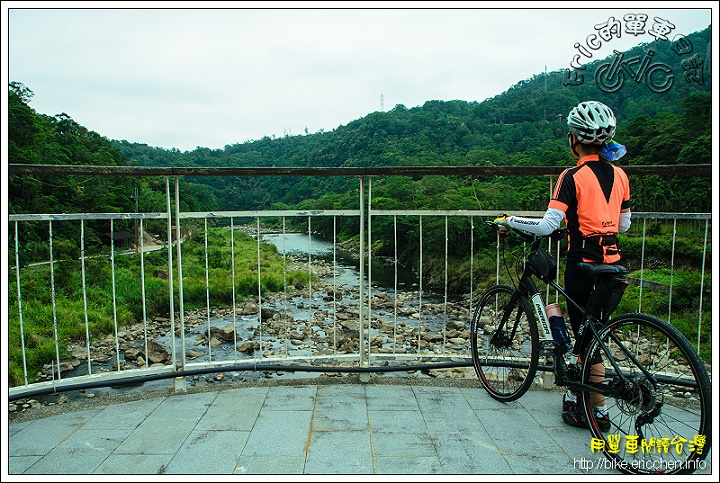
494, 100, 631, 431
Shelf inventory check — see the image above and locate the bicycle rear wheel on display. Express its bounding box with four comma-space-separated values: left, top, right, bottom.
471, 284, 539, 402
580, 313, 711, 474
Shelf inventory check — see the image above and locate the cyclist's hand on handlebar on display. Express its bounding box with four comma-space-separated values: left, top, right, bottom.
493, 215, 511, 235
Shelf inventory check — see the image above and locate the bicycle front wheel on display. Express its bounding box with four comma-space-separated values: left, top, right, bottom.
471, 284, 539, 402
580, 313, 711, 475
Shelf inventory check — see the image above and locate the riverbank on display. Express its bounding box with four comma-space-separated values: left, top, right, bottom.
9, 249, 477, 415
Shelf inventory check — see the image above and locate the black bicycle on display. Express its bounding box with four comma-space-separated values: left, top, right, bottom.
470, 222, 711, 475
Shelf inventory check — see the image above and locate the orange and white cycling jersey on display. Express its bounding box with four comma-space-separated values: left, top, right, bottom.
548, 154, 630, 264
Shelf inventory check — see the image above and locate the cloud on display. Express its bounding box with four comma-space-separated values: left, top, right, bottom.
6, 4, 715, 151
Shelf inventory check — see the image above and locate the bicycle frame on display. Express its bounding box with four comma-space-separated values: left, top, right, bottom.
500, 229, 657, 399
478, 223, 711, 474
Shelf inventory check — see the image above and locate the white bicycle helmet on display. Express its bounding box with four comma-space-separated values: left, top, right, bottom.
567, 101, 617, 145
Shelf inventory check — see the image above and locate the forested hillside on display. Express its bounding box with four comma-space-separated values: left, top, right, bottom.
8, 27, 712, 259
111, 27, 711, 215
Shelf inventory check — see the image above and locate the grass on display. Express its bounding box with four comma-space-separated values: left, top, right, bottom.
482, 241, 711, 364
7, 226, 310, 387
8, 225, 712, 387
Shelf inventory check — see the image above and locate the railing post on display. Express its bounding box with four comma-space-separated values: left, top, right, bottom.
14, 221, 29, 385
81, 220, 92, 376
174, 177, 187, 391
165, 177, 175, 365
256, 216, 264, 355
140, 218, 149, 370
359, 176, 369, 381
49, 220, 62, 381
419, 215, 423, 355
230, 216, 239, 359
110, 219, 121, 373
367, 177, 373, 366
697, 219, 709, 352
469, 216, 474, 316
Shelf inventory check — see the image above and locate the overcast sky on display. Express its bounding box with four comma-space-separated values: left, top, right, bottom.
3, 3, 716, 152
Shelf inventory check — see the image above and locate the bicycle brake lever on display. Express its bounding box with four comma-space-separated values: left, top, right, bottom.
550, 227, 568, 242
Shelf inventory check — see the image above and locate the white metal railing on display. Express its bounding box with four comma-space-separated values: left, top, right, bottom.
7, 176, 712, 400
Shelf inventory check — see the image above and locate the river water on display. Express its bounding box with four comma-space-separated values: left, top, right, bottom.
37, 232, 459, 402
261, 231, 422, 293
153, 231, 455, 367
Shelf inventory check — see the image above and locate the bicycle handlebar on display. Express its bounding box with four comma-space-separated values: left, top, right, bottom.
485, 220, 567, 246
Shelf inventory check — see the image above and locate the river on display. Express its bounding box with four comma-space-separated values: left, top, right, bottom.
34, 232, 461, 403
151, 232, 455, 373
260, 231, 423, 293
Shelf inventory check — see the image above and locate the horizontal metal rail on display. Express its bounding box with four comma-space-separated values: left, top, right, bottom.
8, 211, 711, 223
6, 165, 712, 401
7, 163, 713, 177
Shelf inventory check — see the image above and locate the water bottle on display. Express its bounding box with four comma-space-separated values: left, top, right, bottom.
546, 303, 572, 352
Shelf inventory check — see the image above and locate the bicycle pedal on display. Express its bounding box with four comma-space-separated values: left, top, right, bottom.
540, 341, 555, 356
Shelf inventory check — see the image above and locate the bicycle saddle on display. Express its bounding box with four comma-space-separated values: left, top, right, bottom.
577, 262, 628, 276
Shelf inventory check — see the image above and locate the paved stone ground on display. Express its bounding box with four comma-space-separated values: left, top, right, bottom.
7, 376, 714, 476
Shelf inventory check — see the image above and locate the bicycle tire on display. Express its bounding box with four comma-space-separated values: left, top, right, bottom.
579, 313, 711, 475
471, 284, 539, 402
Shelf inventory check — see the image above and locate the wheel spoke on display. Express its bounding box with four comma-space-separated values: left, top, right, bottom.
582, 314, 711, 474
471, 285, 539, 402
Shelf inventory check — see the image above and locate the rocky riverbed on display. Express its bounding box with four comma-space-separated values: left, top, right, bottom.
10, 255, 479, 415
10, 235, 708, 417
